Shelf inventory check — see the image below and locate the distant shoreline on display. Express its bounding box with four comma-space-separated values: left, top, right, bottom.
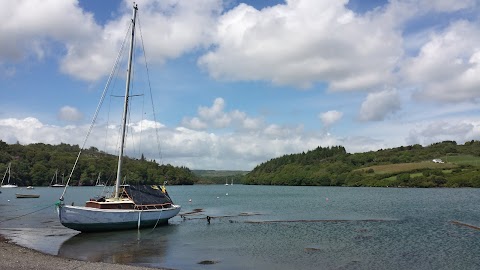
0, 234, 170, 270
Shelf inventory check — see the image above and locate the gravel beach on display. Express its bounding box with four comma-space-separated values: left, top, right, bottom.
0, 235, 170, 270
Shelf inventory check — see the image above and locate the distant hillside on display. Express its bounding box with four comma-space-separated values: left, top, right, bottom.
193, 170, 249, 184
0, 140, 198, 186
244, 141, 480, 188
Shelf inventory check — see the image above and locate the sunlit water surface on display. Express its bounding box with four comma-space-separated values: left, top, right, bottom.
0, 185, 479, 270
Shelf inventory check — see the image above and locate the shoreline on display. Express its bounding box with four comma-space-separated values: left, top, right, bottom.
0, 234, 171, 270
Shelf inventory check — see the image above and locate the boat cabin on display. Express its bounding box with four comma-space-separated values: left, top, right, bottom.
85, 185, 174, 210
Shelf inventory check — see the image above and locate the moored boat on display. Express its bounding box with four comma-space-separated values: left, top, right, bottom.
1, 162, 18, 188
56, 4, 181, 233
94, 172, 105, 187
50, 169, 66, 187
16, 193, 40, 198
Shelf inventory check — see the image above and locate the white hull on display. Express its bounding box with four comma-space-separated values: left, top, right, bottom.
58, 204, 181, 232
1, 184, 18, 188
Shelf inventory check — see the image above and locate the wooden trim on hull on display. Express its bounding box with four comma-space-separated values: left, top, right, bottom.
85, 200, 173, 210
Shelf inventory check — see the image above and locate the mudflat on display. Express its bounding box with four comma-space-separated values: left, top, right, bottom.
0, 235, 169, 270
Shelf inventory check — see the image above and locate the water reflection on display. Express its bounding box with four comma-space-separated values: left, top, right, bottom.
58, 226, 176, 265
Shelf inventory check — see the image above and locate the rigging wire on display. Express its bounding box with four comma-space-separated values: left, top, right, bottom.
59, 22, 132, 201
137, 13, 164, 164
103, 35, 126, 160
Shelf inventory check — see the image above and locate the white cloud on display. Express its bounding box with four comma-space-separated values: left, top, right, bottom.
0, 117, 78, 145
0, 0, 103, 77
198, 97, 225, 119
181, 117, 208, 130
3, 0, 477, 97
130, 119, 165, 132
131, 0, 222, 57
359, 89, 401, 121
0, 117, 43, 129
319, 110, 343, 128
0, 0, 222, 81
403, 21, 480, 103
182, 97, 265, 131
198, 0, 402, 90
406, 120, 480, 145
61, 0, 222, 81
58, 106, 83, 122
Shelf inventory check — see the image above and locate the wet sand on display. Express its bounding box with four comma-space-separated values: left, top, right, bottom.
0, 235, 171, 270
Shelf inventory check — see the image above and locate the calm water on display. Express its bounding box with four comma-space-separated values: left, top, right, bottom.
0, 185, 479, 270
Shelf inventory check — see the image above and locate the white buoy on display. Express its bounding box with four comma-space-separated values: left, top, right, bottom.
226, 193, 228, 196
188, 199, 192, 202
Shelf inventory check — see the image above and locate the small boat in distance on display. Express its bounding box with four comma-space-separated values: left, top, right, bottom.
56, 4, 181, 233
50, 169, 66, 187
16, 194, 40, 199
1, 162, 18, 188
26, 186, 34, 189
95, 172, 105, 187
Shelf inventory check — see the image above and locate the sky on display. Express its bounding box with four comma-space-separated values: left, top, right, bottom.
1, 0, 480, 171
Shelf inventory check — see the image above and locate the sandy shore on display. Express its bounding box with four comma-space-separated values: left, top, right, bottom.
0, 235, 171, 270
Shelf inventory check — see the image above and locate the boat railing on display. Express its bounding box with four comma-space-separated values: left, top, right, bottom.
134, 203, 173, 210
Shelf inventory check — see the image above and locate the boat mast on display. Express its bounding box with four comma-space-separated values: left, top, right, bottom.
7, 163, 11, 184
115, 3, 138, 199
2, 162, 10, 185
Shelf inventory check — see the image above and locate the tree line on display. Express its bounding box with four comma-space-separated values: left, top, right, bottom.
0, 140, 197, 186
244, 141, 480, 187
3, 140, 480, 188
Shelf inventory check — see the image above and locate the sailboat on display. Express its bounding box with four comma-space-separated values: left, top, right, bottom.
95, 172, 105, 187
56, 4, 181, 232
50, 169, 65, 187
1, 162, 18, 188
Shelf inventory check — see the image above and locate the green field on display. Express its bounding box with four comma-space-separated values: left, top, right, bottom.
359, 161, 456, 174
441, 154, 480, 166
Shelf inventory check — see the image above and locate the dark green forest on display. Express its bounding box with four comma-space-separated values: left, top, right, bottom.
192, 170, 248, 184
0, 140, 197, 186
244, 141, 480, 188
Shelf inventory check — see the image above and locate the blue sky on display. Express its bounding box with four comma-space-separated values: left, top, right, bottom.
1, 0, 480, 170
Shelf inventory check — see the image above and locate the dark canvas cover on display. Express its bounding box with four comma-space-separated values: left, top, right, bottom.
124, 185, 174, 205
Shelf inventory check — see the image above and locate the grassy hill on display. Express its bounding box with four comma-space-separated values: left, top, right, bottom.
442, 154, 480, 166
358, 161, 456, 174
244, 141, 480, 187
